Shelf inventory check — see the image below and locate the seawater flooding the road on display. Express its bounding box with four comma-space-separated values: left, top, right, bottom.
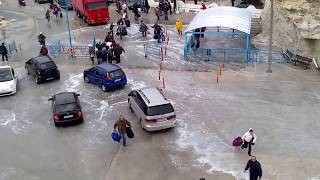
1, 15, 320, 180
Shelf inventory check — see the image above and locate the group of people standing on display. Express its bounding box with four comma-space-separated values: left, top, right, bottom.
90, 40, 125, 65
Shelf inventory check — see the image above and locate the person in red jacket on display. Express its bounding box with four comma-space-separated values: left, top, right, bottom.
40, 45, 48, 56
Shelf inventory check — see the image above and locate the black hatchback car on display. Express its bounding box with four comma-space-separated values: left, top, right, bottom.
48, 92, 83, 126
25, 55, 60, 84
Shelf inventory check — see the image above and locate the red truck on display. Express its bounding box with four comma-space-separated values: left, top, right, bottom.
72, 0, 109, 25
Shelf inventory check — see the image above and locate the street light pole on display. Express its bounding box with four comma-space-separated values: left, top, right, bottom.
266, 0, 273, 73
65, 0, 72, 47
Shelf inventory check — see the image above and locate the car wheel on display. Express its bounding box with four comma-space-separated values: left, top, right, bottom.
56, 75, 60, 80
101, 84, 107, 92
25, 67, 29, 75
54, 122, 58, 127
84, 76, 90, 83
34, 75, 40, 84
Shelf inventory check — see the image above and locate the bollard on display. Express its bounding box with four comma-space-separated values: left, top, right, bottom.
216, 71, 219, 84
158, 70, 161, 80
160, 61, 164, 70
162, 77, 165, 89
220, 67, 222, 76
19, 43, 22, 51
164, 45, 167, 56
222, 63, 225, 71
166, 34, 169, 45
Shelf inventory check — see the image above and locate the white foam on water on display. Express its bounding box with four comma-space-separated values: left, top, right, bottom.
0, 110, 32, 134
0, 168, 40, 180
64, 74, 83, 92
127, 78, 147, 90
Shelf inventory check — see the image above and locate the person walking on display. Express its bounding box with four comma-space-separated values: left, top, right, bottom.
45, 9, 51, 23
96, 48, 103, 64
163, 0, 170, 21
113, 44, 125, 64
38, 32, 46, 46
175, 19, 183, 36
194, 0, 197, 5
241, 128, 257, 156
244, 155, 262, 180
114, 115, 132, 146
101, 47, 108, 63
0, 42, 8, 62
200, 2, 207, 10
107, 46, 113, 64
173, 0, 177, 12
231, 0, 235, 7
139, 20, 148, 37
143, 0, 150, 14
39, 45, 48, 56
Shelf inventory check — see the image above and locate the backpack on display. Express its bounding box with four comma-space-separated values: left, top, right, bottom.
232, 137, 243, 147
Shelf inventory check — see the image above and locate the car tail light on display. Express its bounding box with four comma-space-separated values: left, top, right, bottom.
167, 115, 176, 120
105, 73, 110, 80
77, 111, 82, 117
146, 119, 157, 123
53, 114, 59, 121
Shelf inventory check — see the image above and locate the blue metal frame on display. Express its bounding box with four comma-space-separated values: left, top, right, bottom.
184, 30, 251, 63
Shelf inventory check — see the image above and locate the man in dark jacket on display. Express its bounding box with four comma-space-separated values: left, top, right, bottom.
143, 0, 150, 13
231, 0, 235, 6
139, 20, 148, 37
113, 44, 125, 64
114, 115, 131, 146
105, 32, 113, 42
244, 156, 262, 180
0, 42, 8, 62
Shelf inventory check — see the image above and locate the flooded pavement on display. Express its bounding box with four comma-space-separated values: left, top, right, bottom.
1, 1, 320, 180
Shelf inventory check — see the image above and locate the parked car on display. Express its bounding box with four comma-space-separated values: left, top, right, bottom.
48, 92, 83, 126
25, 55, 60, 84
128, 87, 176, 131
83, 64, 127, 92
0, 66, 18, 96
35, 0, 48, 4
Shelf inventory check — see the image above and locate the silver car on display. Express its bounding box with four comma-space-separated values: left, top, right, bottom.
128, 87, 176, 131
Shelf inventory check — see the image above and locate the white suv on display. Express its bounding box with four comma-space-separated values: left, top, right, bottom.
128, 87, 176, 131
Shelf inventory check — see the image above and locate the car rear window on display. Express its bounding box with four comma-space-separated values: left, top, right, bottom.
56, 103, 78, 112
40, 61, 55, 69
109, 69, 125, 79
147, 103, 174, 116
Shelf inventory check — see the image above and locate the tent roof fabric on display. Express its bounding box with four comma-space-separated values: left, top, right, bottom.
184, 6, 252, 34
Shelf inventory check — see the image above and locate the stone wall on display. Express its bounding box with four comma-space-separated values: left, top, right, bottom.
261, 0, 320, 59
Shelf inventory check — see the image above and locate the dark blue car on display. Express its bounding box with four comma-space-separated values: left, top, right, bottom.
83, 64, 127, 92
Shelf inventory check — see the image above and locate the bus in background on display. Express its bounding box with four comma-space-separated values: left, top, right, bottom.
57, 0, 73, 10
71, 0, 109, 25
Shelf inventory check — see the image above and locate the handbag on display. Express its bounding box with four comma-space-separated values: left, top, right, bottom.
126, 127, 134, 138
111, 131, 122, 142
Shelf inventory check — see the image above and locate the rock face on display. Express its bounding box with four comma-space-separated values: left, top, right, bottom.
261, 0, 320, 59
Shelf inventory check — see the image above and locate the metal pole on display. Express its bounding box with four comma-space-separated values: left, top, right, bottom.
266, 0, 273, 73
65, 0, 72, 47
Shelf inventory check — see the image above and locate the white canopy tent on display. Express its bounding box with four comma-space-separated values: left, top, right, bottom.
184, 6, 252, 34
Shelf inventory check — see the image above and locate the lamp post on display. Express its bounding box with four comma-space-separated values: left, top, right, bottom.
266, 0, 273, 73
65, 0, 72, 47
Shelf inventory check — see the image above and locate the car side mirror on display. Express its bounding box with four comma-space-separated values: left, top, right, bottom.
128, 92, 133, 96
48, 97, 53, 101
14, 75, 18, 79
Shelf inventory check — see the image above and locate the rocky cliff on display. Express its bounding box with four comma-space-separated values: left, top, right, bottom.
261, 0, 320, 59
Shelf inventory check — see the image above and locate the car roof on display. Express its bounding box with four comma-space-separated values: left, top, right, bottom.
0, 65, 12, 69
33, 56, 53, 64
137, 87, 170, 107
97, 64, 121, 72
54, 92, 76, 105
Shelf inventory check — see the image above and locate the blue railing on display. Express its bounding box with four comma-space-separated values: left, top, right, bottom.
48, 40, 62, 56
144, 44, 161, 58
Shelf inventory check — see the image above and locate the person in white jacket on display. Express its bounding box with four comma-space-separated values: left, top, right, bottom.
241, 128, 257, 156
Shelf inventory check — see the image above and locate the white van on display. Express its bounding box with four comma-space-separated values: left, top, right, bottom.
128, 87, 176, 131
